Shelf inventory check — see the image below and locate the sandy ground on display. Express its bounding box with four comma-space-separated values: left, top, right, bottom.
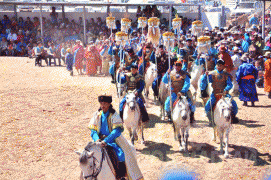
0, 57, 271, 180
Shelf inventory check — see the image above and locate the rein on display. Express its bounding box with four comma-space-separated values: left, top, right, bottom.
84, 147, 106, 180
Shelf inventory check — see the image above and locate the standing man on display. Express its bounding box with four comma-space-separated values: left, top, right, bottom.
236, 57, 258, 106
88, 94, 143, 180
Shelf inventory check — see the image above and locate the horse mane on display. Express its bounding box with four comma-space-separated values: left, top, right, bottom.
79, 150, 89, 164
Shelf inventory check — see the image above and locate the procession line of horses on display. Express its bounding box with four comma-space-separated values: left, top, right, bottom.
75, 61, 235, 179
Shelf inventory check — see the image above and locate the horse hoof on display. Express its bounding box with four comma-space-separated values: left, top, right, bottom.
224, 154, 229, 158
179, 147, 185, 152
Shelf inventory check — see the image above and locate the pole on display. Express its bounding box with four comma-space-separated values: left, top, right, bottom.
13, 5, 17, 20
39, 5, 44, 45
198, 5, 201, 21
169, 4, 173, 30
262, 0, 266, 43
62, 5, 65, 20
83, 6, 87, 46
168, 47, 173, 119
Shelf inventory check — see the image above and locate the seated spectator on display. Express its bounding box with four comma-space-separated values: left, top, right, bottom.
6, 41, 15, 56
136, 6, 143, 18
0, 37, 8, 56
35, 42, 48, 66
24, 17, 33, 32
2, 15, 11, 30
18, 17, 24, 30
17, 30, 24, 42
46, 42, 57, 66
151, 5, 161, 18
10, 17, 18, 32
7, 30, 17, 42
16, 39, 27, 57
33, 17, 40, 31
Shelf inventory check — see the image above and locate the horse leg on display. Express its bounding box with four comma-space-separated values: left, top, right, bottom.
179, 128, 185, 152
184, 128, 189, 152
224, 128, 230, 158
139, 121, 145, 144
219, 129, 224, 155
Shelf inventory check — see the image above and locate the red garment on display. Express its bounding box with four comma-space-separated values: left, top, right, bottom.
84, 47, 101, 75
73, 45, 85, 70
17, 35, 24, 42
219, 52, 234, 73
264, 58, 271, 92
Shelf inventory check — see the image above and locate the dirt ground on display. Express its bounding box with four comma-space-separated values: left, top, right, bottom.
0, 57, 271, 180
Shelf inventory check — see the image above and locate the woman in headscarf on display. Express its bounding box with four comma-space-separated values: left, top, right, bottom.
84, 45, 101, 76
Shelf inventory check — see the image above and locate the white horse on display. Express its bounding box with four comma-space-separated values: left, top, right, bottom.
213, 96, 233, 158
123, 90, 144, 145
158, 81, 169, 120
75, 142, 116, 180
116, 68, 126, 99
144, 63, 157, 99
172, 96, 191, 152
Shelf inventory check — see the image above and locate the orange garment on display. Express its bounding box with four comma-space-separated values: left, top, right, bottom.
264, 58, 271, 92
213, 94, 223, 110
219, 52, 234, 73
84, 47, 101, 75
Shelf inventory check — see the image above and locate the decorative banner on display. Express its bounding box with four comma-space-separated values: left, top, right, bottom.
115, 31, 128, 46
191, 20, 203, 37
197, 36, 211, 54
163, 31, 175, 51
147, 17, 160, 47
172, 14, 182, 31
138, 17, 147, 29
121, 18, 131, 33
106, 13, 116, 29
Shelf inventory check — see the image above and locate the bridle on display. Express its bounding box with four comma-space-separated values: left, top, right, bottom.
83, 147, 106, 180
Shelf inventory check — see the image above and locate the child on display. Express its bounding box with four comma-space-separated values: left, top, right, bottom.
65, 48, 74, 76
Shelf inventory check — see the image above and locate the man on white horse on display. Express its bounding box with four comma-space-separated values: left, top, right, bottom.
119, 63, 150, 124
137, 43, 155, 76
152, 45, 169, 99
200, 59, 239, 126
162, 60, 196, 123
88, 94, 143, 180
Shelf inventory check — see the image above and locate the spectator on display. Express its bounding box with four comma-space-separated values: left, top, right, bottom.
16, 39, 27, 56
151, 5, 161, 18
24, 17, 33, 32
2, 15, 10, 30
65, 48, 73, 76
136, 6, 143, 18
7, 30, 17, 42
249, 14, 259, 26
18, 17, 24, 30
50, 7, 58, 26
0, 37, 8, 56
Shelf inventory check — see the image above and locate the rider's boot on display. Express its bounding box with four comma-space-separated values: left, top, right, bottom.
231, 113, 239, 124
190, 112, 195, 124
166, 111, 172, 122
207, 111, 214, 127
117, 162, 127, 180
111, 74, 116, 83
140, 106, 149, 123
119, 111, 123, 121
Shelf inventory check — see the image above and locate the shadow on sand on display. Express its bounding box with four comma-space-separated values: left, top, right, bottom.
238, 119, 265, 128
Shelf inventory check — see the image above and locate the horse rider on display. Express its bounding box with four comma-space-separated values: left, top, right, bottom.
137, 42, 155, 75
109, 46, 121, 83
124, 48, 139, 72
162, 60, 196, 123
200, 59, 239, 126
184, 38, 196, 71
119, 63, 150, 124
152, 45, 169, 100
88, 94, 143, 180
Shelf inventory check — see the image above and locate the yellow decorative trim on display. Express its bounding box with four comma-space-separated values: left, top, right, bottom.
88, 124, 98, 131
192, 20, 203, 25
121, 18, 131, 23
148, 17, 160, 23
198, 36, 211, 43
106, 17, 115, 21
163, 32, 175, 37
138, 17, 147, 21
112, 123, 123, 130
116, 31, 128, 37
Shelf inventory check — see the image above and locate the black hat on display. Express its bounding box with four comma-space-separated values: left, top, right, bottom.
159, 45, 164, 49
98, 95, 112, 103
216, 59, 225, 65
186, 38, 192, 41
127, 48, 134, 53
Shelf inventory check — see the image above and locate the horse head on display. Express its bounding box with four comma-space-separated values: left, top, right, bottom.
218, 97, 233, 122
75, 142, 105, 180
126, 90, 137, 111
175, 96, 190, 121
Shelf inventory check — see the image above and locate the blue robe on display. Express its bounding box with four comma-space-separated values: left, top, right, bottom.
236, 62, 258, 102
90, 110, 125, 162
66, 53, 73, 71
